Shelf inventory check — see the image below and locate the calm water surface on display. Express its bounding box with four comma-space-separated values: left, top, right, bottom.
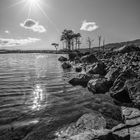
0, 53, 93, 139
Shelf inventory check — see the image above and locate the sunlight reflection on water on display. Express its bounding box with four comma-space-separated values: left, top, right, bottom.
32, 84, 45, 111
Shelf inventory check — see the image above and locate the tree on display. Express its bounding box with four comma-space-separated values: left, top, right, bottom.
98, 35, 102, 51
102, 38, 105, 52
87, 37, 94, 52
74, 33, 81, 50
51, 43, 59, 53
60, 29, 74, 51
60, 29, 81, 51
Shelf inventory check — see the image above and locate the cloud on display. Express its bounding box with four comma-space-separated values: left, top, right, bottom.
0, 37, 40, 47
20, 19, 46, 33
80, 20, 99, 31
5, 30, 10, 34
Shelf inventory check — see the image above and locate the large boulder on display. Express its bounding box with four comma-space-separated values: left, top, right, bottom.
111, 68, 137, 92
87, 62, 107, 76
61, 62, 72, 69
114, 44, 140, 54
105, 67, 121, 82
88, 78, 112, 94
55, 113, 107, 140
76, 113, 106, 131
69, 74, 92, 87
125, 79, 140, 107
110, 79, 140, 108
81, 54, 98, 64
58, 56, 68, 62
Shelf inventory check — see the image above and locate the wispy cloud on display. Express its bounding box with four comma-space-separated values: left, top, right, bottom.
20, 19, 46, 33
5, 30, 10, 34
0, 37, 40, 47
80, 20, 99, 31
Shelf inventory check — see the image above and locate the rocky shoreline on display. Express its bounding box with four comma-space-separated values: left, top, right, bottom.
57, 44, 140, 140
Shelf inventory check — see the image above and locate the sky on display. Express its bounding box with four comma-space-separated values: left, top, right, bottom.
0, 0, 140, 50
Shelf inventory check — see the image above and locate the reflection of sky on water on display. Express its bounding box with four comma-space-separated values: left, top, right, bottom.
32, 84, 45, 111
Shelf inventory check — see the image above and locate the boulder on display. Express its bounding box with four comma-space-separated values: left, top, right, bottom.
125, 79, 140, 107
75, 66, 82, 72
88, 78, 112, 94
76, 113, 106, 131
58, 56, 68, 62
55, 113, 107, 140
81, 54, 98, 64
111, 68, 137, 92
87, 62, 107, 76
110, 79, 140, 108
105, 67, 121, 82
68, 52, 78, 61
61, 62, 72, 69
69, 74, 91, 87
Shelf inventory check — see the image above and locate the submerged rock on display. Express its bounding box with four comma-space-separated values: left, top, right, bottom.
62, 62, 72, 69
76, 113, 106, 131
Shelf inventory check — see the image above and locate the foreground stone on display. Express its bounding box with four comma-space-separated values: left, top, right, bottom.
87, 62, 107, 76
81, 54, 98, 64
62, 62, 72, 69
88, 78, 112, 94
69, 74, 92, 87
58, 56, 68, 62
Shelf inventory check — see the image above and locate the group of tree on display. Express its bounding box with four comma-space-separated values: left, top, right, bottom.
51, 29, 106, 52
60, 29, 81, 51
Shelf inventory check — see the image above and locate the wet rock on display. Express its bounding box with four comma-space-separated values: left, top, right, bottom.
58, 56, 68, 62
55, 113, 107, 140
114, 44, 140, 54
68, 52, 78, 61
98, 132, 130, 140
87, 62, 107, 76
75, 66, 82, 72
76, 113, 106, 130
69, 74, 91, 87
81, 54, 98, 64
62, 62, 72, 69
88, 78, 112, 94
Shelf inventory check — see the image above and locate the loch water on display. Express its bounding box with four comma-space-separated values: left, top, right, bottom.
0, 53, 93, 139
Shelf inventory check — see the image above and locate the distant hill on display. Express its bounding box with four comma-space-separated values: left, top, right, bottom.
79, 39, 140, 53
102, 39, 140, 50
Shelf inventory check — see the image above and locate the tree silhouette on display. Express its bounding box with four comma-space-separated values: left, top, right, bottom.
51, 43, 59, 53
60, 29, 81, 51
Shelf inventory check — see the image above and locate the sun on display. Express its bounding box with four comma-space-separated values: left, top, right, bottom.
28, 0, 40, 6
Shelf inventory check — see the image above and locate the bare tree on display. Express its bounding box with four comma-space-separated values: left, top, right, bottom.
102, 38, 105, 52
87, 37, 94, 52
98, 35, 102, 51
